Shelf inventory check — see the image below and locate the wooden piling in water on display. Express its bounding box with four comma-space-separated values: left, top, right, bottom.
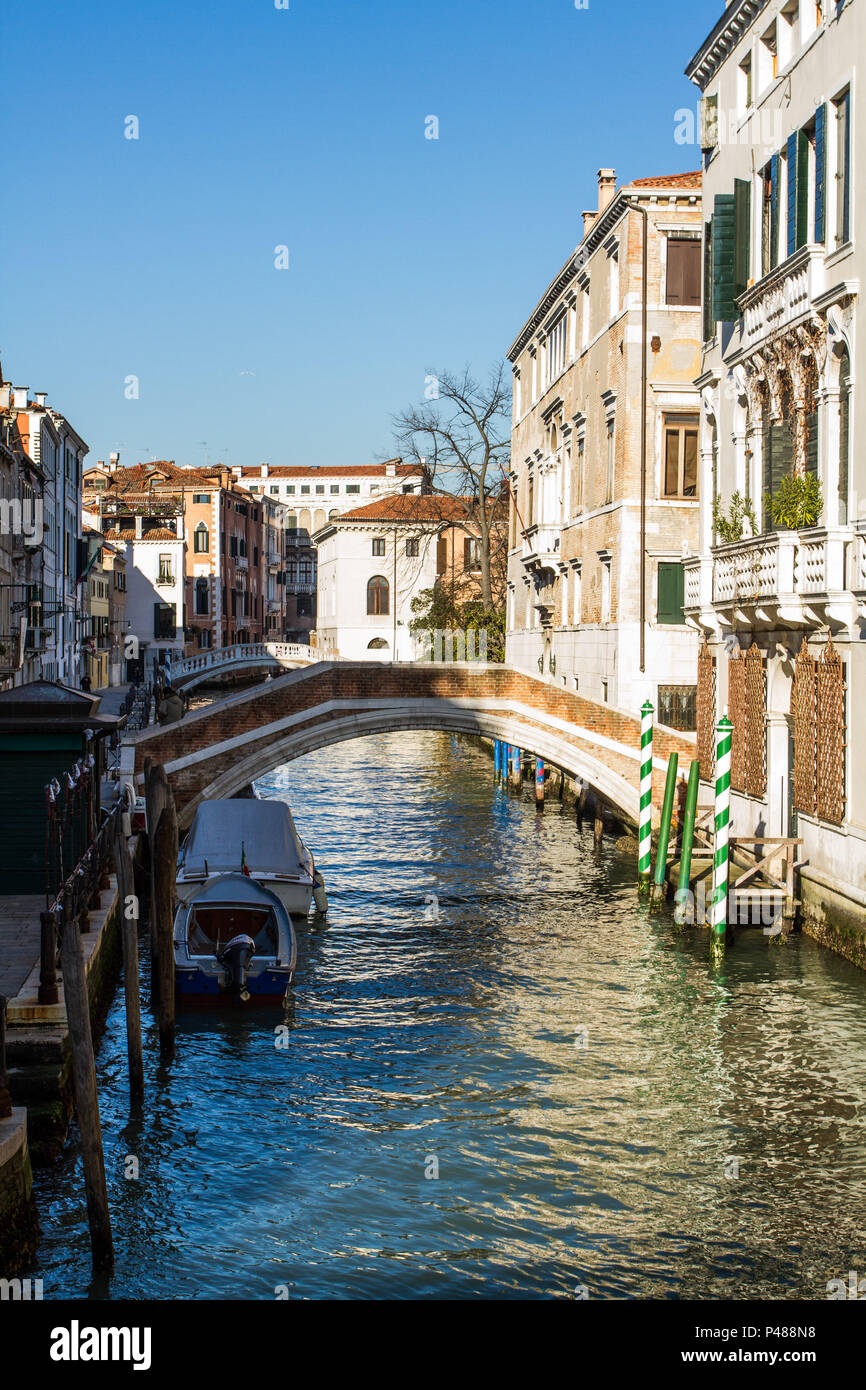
59, 887, 114, 1271
112, 811, 144, 1100
650, 753, 679, 908
593, 795, 604, 849
535, 758, 544, 810
145, 763, 176, 1050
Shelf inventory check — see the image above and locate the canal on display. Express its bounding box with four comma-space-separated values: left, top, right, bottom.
30, 731, 866, 1299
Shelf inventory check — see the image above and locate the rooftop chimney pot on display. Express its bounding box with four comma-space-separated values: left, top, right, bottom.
12, 387, 28, 410
597, 168, 616, 215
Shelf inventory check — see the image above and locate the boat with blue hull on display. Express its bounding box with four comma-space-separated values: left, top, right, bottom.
173, 799, 319, 1005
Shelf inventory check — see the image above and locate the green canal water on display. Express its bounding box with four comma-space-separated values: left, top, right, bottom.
29, 731, 866, 1298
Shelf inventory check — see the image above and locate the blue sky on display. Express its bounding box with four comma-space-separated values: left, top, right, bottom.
4, 0, 719, 472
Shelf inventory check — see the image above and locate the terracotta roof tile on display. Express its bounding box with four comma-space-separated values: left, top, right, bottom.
335, 493, 473, 524
629, 171, 702, 189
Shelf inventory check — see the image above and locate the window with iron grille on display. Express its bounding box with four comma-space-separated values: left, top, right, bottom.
658, 685, 697, 732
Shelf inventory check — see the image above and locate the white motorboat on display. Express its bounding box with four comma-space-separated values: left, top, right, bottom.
173, 871, 297, 1004
176, 798, 316, 918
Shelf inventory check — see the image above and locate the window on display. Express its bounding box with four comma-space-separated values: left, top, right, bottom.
657, 562, 685, 624
285, 485, 295, 495
665, 239, 701, 306
436, 537, 447, 575
194, 578, 209, 615
738, 53, 753, 111
158, 554, 173, 584
301, 485, 310, 495
270, 485, 279, 495
296, 594, 313, 617
330, 485, 339, 494
402, 484, 415, 494
193, 522, 209, 553
575, 435, 585, 512
839, 348, 850, 524
658, 685, 697, 732
315, 485, 325, 495
759, 20, 778, 88
372, 537, 386, 556
192, 493, 211, 504
406, 537, 419, 557
605, 418, 615, 503
601, 556, 612, 622
346, 484, 360, 494
367, 575, 389, 615
154, 602, 176, 639
287, 514, 298, 529
662, 415, 699, 497
464, 537, 481, 572
835, 88, 851, 245
546, 313, 567, 385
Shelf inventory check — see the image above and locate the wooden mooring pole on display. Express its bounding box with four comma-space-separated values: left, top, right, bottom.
112, 811, 144, 1100
593, 795, 604, 850
147, 765, 177, 1052
59, 887, 114, 1271
535, 757, 545, 810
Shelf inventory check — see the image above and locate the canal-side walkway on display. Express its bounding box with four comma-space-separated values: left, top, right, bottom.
0, 897, 46, 1001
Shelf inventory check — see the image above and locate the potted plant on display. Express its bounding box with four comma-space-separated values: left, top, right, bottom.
766, 473, 823, 531
712, 490, 758, 544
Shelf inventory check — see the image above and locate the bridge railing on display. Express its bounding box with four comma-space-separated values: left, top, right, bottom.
169, 641, 319, 680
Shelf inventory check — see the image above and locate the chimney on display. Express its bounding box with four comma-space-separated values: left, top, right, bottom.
12, 386, 28, 410
597, 168, 616, 215
231, 465, 242, 477
260, 462, 268, 478
35, 392, 47, 408
385, 461, 396, 477
0, 384, 10, 410
109, 451, 120, 470
582, 210, 597, 236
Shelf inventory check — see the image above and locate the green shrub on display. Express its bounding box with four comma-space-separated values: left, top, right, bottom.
766, 472, 823, 530
712, 490, 758, 544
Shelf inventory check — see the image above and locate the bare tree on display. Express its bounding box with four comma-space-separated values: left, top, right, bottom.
390, 364, 511, 609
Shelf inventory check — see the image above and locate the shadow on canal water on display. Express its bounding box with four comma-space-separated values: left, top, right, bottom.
29, 731, 866, 1299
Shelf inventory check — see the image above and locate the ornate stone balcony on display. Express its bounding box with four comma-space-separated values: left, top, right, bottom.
684, 525, 861, 632
520, 525, 561, 574
737, 245, 826, 356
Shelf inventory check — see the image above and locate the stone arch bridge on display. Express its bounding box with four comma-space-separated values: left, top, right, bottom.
123, 662, 696, 832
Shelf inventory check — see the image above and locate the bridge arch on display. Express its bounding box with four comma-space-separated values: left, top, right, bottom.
125, 662, 696, 834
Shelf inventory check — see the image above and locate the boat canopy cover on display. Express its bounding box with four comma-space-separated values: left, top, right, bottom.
182, 800, 307, 877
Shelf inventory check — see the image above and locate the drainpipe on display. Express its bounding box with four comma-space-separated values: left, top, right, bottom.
625, 199, 649, 673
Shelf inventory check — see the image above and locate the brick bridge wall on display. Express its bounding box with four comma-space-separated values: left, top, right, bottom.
130, 662, 696, 824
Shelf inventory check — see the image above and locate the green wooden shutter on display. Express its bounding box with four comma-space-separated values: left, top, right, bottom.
763, 421, 794, 530
657, 562, 685, 625
734, 178, 751, 298
712, 193, 737, 321
703, 217, 714, 338
839, 351, 850, 523
796, 129, 810, 249
770, 153, 780, 266
814, 105, 826, 242
786, 133, 798, 257
837, 91, 851, 244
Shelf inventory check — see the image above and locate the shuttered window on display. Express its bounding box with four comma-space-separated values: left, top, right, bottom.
762, 421, 794, 530
666, 239, 701, 306
835, 89, 851, 245
734, 178, 751, 296
712, 193, 737, 321
814, 104, 827, 242
703, 217, 714, 339
839, 349, 850, 523
657, 562, 685, 625
770, 153, 780, 267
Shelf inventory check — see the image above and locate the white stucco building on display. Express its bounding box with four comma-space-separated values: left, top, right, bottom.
314, 494, 475, 662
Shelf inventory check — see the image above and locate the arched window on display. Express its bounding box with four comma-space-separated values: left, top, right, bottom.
839, 347, 850, 524
194, 577, 209, 615
367, 637, 389, 649
193, 522, 209, 553
367, 575, 389, 615
328, 508, 339, 521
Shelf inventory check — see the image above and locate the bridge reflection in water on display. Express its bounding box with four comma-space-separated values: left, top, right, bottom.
30, 731, 866, 1298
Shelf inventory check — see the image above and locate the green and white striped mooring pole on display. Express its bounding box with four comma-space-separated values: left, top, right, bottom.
638, 700, 653, 887
710, 714, 732, 961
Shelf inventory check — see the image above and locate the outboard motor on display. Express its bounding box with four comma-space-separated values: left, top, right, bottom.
216, 934, 256, 1003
